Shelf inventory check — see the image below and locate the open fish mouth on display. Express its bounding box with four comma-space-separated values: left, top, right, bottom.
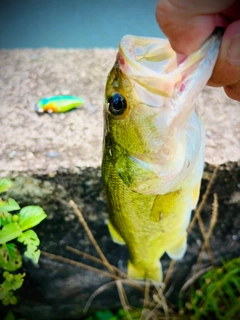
118, 29, 222, 104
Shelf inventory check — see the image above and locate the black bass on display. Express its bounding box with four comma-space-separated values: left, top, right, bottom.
102, 32, 221, 281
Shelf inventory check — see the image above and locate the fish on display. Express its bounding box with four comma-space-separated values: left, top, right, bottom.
102, 30, 222, 282
35, 95, 84, 114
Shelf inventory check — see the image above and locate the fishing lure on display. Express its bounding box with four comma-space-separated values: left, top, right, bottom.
35, 95, 84, 114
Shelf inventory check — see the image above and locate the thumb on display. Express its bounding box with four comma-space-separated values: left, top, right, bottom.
155, 0, 229, 55
208, 20, 240, 100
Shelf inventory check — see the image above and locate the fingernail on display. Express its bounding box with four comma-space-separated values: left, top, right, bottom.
227, 34, 240, 66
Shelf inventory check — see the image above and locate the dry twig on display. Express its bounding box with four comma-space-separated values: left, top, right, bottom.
187, 166, 219, 264
188, 165, 219, 233
194, 193, 219, 273
116, 280, 133, 320
84, 278, 146, 313
41, 250, 117, 279
83, 280, 118, 313
69, 199, 116, 275
69, 200, 146, 315
163, 260, 176, 289
143, 279, 151, 309
66, 245, 127, 278
179, 266, 213, 298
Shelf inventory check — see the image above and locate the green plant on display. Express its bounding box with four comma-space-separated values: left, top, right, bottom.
0, 178, 47, 306
3, 310, 26, 320
86, 308, 142, 320
179, 258, 240, 320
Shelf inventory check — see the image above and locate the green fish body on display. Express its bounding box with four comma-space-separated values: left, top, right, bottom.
102, 33, 221, 281
35, 95, 84, 113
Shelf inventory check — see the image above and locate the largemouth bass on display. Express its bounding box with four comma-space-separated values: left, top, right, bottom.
102, 32, 221, 282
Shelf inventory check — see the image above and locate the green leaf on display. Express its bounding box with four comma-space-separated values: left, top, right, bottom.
0, 179, 13, 194
0, 243, 22, 271
0, 198, 20, 213
24, 248, 40, 264
18, 206, 47, 231
18, 230, 41, 264
2, 271, 25, 291
3, 311, 16, 320
95, 310, 116, 320
17, 229, 40, 247
0, 272, 25, 305
116, 309, 126, 317
0, 212, 13, 227
0, 223, 22, 244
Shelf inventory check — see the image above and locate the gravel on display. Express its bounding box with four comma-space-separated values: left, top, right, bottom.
0, 48, 239, 175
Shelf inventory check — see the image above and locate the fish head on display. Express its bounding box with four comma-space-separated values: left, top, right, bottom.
104, 32, 221, 194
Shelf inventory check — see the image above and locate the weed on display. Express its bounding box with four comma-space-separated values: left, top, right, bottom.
0, 178, 47, 307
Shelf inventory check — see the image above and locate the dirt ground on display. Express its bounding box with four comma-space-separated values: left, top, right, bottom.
0, 48, 239, 175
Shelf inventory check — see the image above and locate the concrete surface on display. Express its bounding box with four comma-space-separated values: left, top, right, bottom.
0, 48, 239, 175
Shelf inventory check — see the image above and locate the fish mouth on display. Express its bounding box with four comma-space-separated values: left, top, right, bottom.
113, 30, 222, 194
118, 29, 222, 102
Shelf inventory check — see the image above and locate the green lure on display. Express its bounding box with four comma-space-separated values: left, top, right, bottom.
35, 95, 84, 114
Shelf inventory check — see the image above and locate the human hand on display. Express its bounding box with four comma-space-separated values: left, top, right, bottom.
156, 0, 240, 101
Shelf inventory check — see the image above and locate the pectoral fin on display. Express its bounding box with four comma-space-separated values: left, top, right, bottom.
166, 232, 187, 260
108, 219, 125, 245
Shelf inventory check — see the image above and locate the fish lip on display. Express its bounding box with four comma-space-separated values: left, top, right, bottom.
118, 31, 221, 99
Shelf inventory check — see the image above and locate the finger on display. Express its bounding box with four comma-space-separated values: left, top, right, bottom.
208, 20, 240, 87
221, 0, 240, 21
224, 80, 240, 101
155, 0, 233, 54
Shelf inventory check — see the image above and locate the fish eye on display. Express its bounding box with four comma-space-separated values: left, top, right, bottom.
107, 93, 127, 116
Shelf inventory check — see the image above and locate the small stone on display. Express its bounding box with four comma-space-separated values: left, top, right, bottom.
196, 239, 202, 247
229, 192, 240, 204
48, 172, 56, 178
26, 151, 35, 159
46, 151, 61, 158
8, 150, 16, 158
